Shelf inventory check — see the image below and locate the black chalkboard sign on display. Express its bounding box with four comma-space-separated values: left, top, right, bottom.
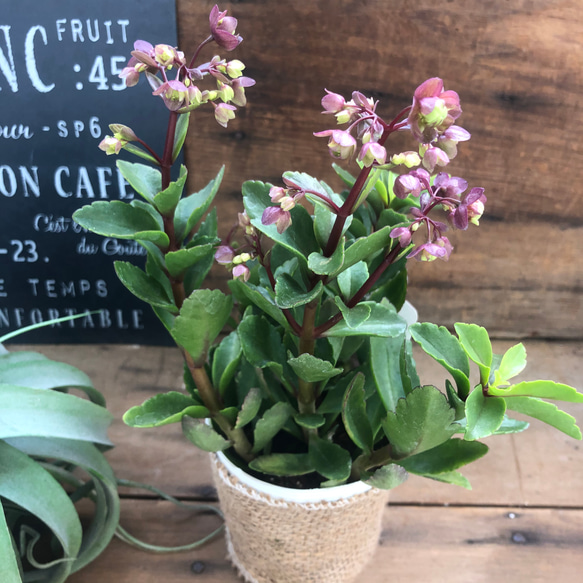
0, 0, 179, 344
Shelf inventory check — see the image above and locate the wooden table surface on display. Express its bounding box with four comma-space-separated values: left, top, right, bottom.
17, 341, 582, 582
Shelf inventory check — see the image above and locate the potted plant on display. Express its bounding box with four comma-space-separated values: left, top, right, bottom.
72, 6, 583, 582
0, 319, 120, 583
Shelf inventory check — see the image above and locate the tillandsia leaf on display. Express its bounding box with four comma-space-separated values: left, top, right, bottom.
364, 464, 408, 490
116, 159, 162, 204
324, 301, 406, 338
238, 315, 286, 377
171, 289, 233, 365
371, 335, 407, 412
235, 388, 262, 429
228, 279, 289, 330
172, 112, 191, 162
308, 240, 345, 276
249, 453, 315, 476
294, 413, 326, 429
153, 165, 188, 216
464, 388, 506, 440
275, 275, 323, 309
114, 261, 177, 312
287, 353, 342, 383
0, 442, 82, 578
342, 226, 394, 273
489, 380, 583, 402
492, 343, 527, 386
242, 180, 320, 262
454, 323, 493, 385
410, 323, 471, 399
165, 244, 215, 278
182, 416, 231, 452
73, 200, 163, 241
342, 373, 374, 454
0, 385, 113, 445
212, 331, 242, 395
123, 392, 208, 427
0, 357, 104, 405
334, 297, 372, 329
252, 402, 292, 454
338, 261, 369, 300
505, 397, 582, 439
0, 498, 21, 583
174, 166, 225, 242
382, 385, 457, 457
398, 438, 489, 476
308, 437, 352, 482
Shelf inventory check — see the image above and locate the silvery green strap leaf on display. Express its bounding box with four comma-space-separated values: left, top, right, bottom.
0, 385, 113, 445
0, 442, 82, 581
181, 417, 231, 452
123, 392, 209, 428
410, 323, 471, 399
0, 499, 21, 583
364, 464, 408, 490
464, 388, 506, 440
382, 385, 457, 457
489, 380, 583, 403
287, 353, 342, 383
342, 373, 374, 454
252, 403, 292, 454
116, 159, 161, 204
505, 397, 582, 439
0, 313, 94, 344
308, 437, 352, 482
454, 323, 492, 385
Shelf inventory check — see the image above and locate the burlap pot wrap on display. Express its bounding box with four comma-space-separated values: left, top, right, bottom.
211, 452, 389, 583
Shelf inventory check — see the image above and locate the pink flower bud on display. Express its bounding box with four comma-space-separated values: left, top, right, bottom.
321, 90, 346, 113
358, 141, 387, 167
394, 174, 422, 199
314, 129, 357, 160
215, 245, 235, 264
262, 207, 292, 234
209, 5, 243, 51
232, 264, 250, 281
214, 102, 237, 127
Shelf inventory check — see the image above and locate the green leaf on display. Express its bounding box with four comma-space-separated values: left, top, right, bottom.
116, 159, 161, 203
114, 261, 177, 311
411, 323, 471, 399
123, 141, 159, 164
0, 385, 113, 445
123, 392, 208, 427
73, 200, 162, 240
307, 240, 345, 276
334, 297, 371, 329
364, 464, 408, 490
228, 279, 289, 330
172, 112, 190, 162
238, 315, 285, 376
252, 403, 292, 454
400, 337, 419, 395
0, 498, 22, 583
181, 416, 231, 451
275, 275, 323, 309
370, 335, 406, 412
489, 380, 583, 403
343, 226, 393, 272
399, 438, 488, 476
287, 353, 342, 383
324, 302, 406, 338
454, 323, 492, 385
464, 388, 506, 440
235, 388, 262, 429
494, 343, 527, 385
422, 470, 472, 489
445, 379, 465, 420
249, 453, 315, 476
242, 180, 320, 263
342, 373, 374, 453
308, 437, 352, 481
212, 331, 242, 395
153, 165, 187, 215
171, 289, 232, 365
294, 414, 326, 429
338, 261, 369, 300
505, 397, 582, 439
382, 385, 457, 457
332, 162, 356, 188
165, 244, 214, 278
493, 415, 530, 435
174, 166, 224, 241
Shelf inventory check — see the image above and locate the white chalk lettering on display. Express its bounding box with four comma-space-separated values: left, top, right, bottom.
25, 26, 54, 93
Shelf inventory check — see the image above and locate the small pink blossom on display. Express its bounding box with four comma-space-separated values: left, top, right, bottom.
262, 206, 292, 234
321, 89, 346, 114
214, 102, 237, 127
313, 129, 357, 160
358, 141, 387, 167
152, 79, 190, 111
232, 264, 250, 281
209, 5, 243, 51
215, 245, 236, 265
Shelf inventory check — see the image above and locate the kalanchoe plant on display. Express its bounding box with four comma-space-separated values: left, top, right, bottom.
73, 5, 583, 491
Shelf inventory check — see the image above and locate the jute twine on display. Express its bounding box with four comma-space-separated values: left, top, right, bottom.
210, 454, 389, 583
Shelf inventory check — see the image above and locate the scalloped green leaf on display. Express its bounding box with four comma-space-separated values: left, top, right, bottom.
116, 159, 161, 203
249, 453, 315, 476
324, 302, 406, 338
153, 165, 187, 215
494, 343, 527, 385
172, 112, 190, 162
287, 353, 342, 383
238, 315, 285, 377
235, 388, 262, 429
228, 279, 289, 330
309, 437, 351, 481
342, 373, 374, 453
370, 334, 407, 412
212, 331, 242, 395
308, 239, 345, 276
334, 297, 371, 329
454, 323, 492, 385
165, 244, 214, 278
275, 275, 323, 309
338, 261, 369, 301
490, 380, 583, 403
252, 403, 292, 454
123, 392, 208, 427
364, 464, 408, 490
343, 226, 393, 272
464, 388, 506, 440
294, 413, 326, 429
181, 416, 231, 452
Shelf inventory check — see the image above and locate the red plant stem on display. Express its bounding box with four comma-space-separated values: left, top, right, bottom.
161, 110, 179, 191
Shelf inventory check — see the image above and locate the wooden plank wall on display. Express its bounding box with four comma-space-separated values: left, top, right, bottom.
167, 0, 583, 339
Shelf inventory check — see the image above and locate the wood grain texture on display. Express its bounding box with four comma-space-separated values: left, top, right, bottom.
14, 341, 583, 507
166, 0, 583, 338
68, 501, 583, 583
